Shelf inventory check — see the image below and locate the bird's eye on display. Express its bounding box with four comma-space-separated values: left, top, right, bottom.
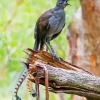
63, 1, 67, 5
59, 1, 62, 4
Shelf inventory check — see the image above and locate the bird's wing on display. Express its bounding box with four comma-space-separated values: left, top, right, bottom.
34, 9, 54, 40
49, 10, 65, 40
51, 23, 65, 40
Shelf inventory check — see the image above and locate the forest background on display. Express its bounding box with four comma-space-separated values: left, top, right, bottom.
0, 0, 80, 100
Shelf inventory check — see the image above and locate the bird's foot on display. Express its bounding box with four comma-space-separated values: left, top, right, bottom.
16, 95, 21, 100
52, 53, 62, 61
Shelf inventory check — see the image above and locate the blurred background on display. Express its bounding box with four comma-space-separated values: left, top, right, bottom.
0, 0, 80, 100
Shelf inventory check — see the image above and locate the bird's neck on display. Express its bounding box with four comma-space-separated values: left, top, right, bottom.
54, 5, 64, 10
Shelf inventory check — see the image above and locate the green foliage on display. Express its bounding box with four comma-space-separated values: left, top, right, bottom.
0, 0, 80, 99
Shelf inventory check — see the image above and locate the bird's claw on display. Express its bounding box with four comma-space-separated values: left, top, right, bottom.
52, 53, 62, 61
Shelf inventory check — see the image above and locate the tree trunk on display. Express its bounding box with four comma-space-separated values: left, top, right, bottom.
67, 0, 100, 100
81, 0, 100, 76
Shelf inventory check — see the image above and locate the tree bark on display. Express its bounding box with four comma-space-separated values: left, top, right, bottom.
29, 61, 100, 100
81, 0, 100, 76
67, 0, 100, 100
25, 49, 100, 100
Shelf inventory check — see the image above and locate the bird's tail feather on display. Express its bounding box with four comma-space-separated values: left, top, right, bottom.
33, 40, 45, 50
33, 40, 39, 50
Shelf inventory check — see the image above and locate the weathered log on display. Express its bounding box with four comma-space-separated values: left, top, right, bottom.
25, 50, 100, 100
29, 62, 100, 100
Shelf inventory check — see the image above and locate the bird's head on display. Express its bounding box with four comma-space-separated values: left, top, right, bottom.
56, 0, 70, 9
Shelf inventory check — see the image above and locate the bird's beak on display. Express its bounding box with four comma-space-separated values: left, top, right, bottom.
67, 3, 71, 6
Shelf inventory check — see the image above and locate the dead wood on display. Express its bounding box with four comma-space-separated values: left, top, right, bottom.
24, 49, 100, 100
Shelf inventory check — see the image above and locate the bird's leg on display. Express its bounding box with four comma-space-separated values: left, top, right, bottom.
46, 45, 49, 52
44, 40, 50, 52
44, 39, 61, 61
48, 42, 61, 61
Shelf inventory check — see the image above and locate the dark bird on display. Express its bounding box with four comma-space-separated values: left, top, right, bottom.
34, 0, 69, 60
